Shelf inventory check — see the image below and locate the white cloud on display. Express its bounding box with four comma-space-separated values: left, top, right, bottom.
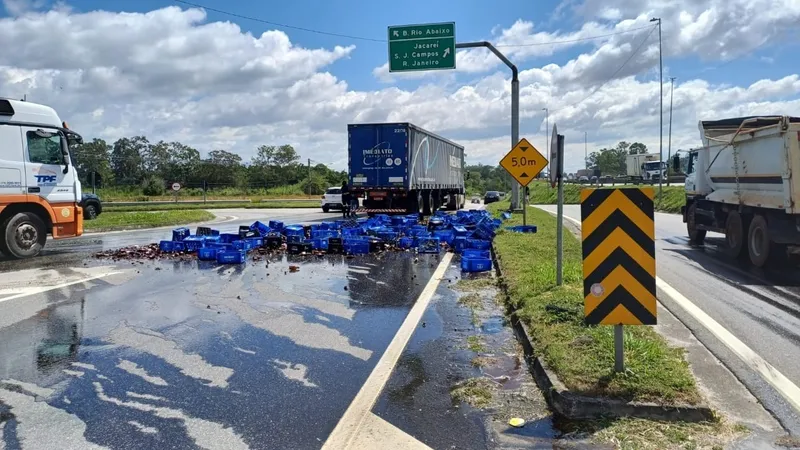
2, 0, 45, 16
0, 3, 798, 176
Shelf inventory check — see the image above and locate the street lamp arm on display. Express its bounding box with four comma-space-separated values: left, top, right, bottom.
456, 41, 518, 81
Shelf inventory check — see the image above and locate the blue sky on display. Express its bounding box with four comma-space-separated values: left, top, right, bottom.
44, 0, 798, 91
2, 0, 799, 171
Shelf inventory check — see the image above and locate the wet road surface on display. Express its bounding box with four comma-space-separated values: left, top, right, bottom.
3, 208, 335, 272
536, 204, 800, 434
0, 207, 525, 449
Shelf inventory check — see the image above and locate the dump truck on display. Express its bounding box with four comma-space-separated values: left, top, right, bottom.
0, 98, 84, 258
678, 115, 800, 267
627, 152, 665, 183
348, 122, 465, 215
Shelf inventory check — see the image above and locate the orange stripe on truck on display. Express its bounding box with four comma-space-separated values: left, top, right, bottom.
0, 194, 83, 238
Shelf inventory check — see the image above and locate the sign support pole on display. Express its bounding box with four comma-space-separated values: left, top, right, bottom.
615, 325, 624, 372
455, 41, 519, 211
523, 187, 527, 226
555, 133, 565, 286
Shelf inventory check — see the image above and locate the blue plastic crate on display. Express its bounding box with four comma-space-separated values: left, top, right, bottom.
232, 239, 255, 251
219, 233, 240, 244
268, 220, 284, 232
417, 236, 441, 254
172, 241, 186, 252
452, 225, 468, 237
462, 249, 490, 259
377, 231, 399, 242
248, 237, 264, 247
182, 236, 206, 251
217, 249, 246, 264
398, 237, 414, 249
159, 240, 175, 252
310, 237, 329, 250
172, 227, 190, 242
198, 247, 218, 261
312, 229, 339, 240
196, 226, 219, 236
467, 238, 491, 250
283, 225, 305, 237
286, 234, 304, 244
344, 240, 370, 255
433, 229, 455, 246
461, 256, 492, 272
203, 235, 221, 244
342, 227, 362, 236
501, 212, 512, 220
250, 221, 271, 235
453, 236, 467, 253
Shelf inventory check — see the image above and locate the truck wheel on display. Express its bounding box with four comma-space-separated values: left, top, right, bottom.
686, 203, 706, 245
322, 205, 330, 213
747, 215, 771, 268
83, 204, 99, 220
0, 212, 47, 258
724, 211, 746, 258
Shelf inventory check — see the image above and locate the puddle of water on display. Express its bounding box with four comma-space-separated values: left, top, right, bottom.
480, 316, 505, 334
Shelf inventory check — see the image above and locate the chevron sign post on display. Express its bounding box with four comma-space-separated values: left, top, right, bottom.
580, 187, 656, 372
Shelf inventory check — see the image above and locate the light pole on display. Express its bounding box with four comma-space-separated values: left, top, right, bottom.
668, 76, 676, 186
651, 17, 663, 204
543, 107, 549, 178
584, 131, 588, 169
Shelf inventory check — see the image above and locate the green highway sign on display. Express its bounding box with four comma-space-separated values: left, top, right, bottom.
388, 22, 456, 73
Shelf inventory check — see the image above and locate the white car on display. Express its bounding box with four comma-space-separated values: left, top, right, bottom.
321, 187, 343, 213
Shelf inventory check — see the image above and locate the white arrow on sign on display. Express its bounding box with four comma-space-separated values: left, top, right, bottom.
443, 47, 450, 58
393, 31, 399, 37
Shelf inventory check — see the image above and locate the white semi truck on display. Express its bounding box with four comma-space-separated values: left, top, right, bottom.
627, 152, 665, 183
677, 116, 800, 267
0, 98, 84, 258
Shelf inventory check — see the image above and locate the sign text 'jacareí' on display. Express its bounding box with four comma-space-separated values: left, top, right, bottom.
388, 22, 456, 73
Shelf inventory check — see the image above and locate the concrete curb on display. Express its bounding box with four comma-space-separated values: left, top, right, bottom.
490, 244, 716, 423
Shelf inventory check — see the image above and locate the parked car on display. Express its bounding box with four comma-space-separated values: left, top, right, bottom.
471, 196, 481, 204
579, 175, 589, 184
483, 191, 501, 204
80, 193, 102, 220
321, 187, 343, 213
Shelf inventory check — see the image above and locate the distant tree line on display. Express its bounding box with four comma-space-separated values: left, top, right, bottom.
70, 137, 347, 196
464, 164, 514, 195
585, 141, 649, 175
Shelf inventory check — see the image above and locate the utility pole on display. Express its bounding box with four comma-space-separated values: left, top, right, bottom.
668, 76, 676, 186
651, 17, 663, 205
307, 158, 311, 196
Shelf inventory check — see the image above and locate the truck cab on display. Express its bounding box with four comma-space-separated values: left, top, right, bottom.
0, 98, 84, 258
642, 160, 666, 181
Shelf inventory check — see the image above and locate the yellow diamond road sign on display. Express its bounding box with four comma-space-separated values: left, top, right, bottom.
500, 138, 548, 187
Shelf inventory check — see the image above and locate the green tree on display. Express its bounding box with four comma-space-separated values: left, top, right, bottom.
111, 136, 148, 184
629, 142, 648, 154
71, 138, 113, 188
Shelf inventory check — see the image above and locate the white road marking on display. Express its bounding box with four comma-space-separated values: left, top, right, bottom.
322, 252, 453, 450
540, 207, 800, 415
656, 279, 800, 414
0, 271, 121, 304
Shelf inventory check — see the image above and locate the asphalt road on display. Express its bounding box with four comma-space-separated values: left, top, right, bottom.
537, 204, 800, 434
0, 207, 506, 449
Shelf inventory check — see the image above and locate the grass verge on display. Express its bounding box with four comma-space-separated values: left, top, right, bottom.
525, 181, 685, 214
487, 200, 700, 405
562, 417, 748, 450
104, 201, 319, 212
84, 210, 216, 232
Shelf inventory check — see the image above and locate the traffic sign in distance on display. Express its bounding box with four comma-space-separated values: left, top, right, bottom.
500, 138, 548, 187
581, 187, 656, 325
172, 182, 181, 191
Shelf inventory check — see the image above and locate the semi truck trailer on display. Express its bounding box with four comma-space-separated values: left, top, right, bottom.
348, 122, 465, 215
0, 98, 84, 258
678, 115, 800, 267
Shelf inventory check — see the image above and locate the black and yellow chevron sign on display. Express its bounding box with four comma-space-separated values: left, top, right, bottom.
580, 187, 656, 326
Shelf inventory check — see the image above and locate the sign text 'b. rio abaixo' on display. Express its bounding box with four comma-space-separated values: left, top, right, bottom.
388, 22, 456, 73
